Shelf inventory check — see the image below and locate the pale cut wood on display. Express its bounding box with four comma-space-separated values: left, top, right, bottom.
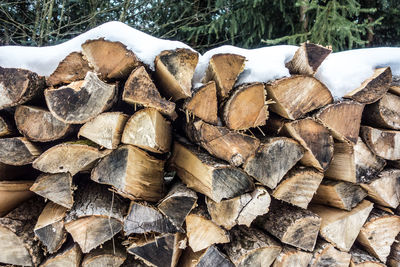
0, 180, 34, 217
344, 67, 392, 104
45, 72, 116, 124
266, 75, 333, 120
79, 112, 128, 149
349, 247, 385, 267
40, 242, 82, 267
0, 137, 41, 166
308, 239, 351, 267
0, 115, 13, 137
81, 240, 126, 267
272, 246, 312, 267
179, 245, 234, 267
121, 108, 172, 153
363, 92, 400, 130
154, 48, 199, 101
361, 126, 400, 160
309, 200, 374, 252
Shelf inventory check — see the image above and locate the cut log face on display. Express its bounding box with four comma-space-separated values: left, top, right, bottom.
169, 141, 254, 202
91, 145, 164, 202
266, 76, 333, 120
0, 137, 41, 166
363, 92, 400, 130
47, 52, 92, 86
15, 105, 73, 142
81, 240, 126, 267
0, 115, 13, 137
45, 72, 116, 124
349, 246, 386, 267
222, 82, 268, 130
361, 126, 400, 160
122, 66, 176, 118
354, 138, 386, 183
41, 242, 82, 267
272, 166, 324, 209
0, 67, 45, 109
81, 38, 141, 80
79, 112, 128, 149
154, 48, 199, 101
272, 246, 312, 267
325, 141, 357, 183
121, 108, 172, 153
179, 245, 234, 267
283, 118, 334, 171
308, 239, 351, 267
344, 67, 392, 104
309, 200, 374, 252
0, 180, 34, 217
315, 101, 364, 144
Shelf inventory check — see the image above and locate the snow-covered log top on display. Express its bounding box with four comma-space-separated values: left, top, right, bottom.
0, 21, 399, 99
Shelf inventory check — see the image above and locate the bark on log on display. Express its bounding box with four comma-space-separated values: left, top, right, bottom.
363, 92, 400, 130
390, 76, 400, 96
308, 239, 351, 267
81, 240, 126, 267
361, 126, 400, 160
285, 43, 331, 75
0, 115, 13, 137
388, 234, 400, 267
272, 246, 312, 267
0, 180, 34, 217
179, 245, 234, 267
40, 242, 82, 267
349, 246, 385, 267
0, 137, 41, 166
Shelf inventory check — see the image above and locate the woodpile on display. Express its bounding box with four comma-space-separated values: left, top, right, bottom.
0, 38, 399, 267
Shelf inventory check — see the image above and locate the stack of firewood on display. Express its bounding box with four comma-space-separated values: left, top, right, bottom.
0, 39, 400, 267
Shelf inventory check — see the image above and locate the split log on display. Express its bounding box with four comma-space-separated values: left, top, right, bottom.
349, 246, 385, 267
45, 72, 116, 124
40, 242, 82, 267
361, 126, 400, 160
169, 141, 254, 202
47, 52, 92, 86
206, 187, 270, 230
78, 112, 128, 149
0, 115, 13, 137
0, 137, 41, 166
344, 67, 392, 104
122, 66, 176, 118
154, 48, 199, 101
285, 42, 331, 75
91, 145, 164, 202
272, 246, 312, 267
0, 180, 34, 217
15, 105, 73, 142
34, 202, 67, 254
121, 255, 150, 267
121, 108, 172, 153
243, 137, 303, 189
363, 92, 400, 130
81, 38, 141, 80
81, 240, 126, 267
283, 118, 334, 171
308, 239, 351, 267
0, 67, 45, 109
222, 82, 268, 130
388, 235, 400, 267
265, 76, 333, 120
179, 245, 234, 267
309, 200, 374, 251
272, 166, 323, 209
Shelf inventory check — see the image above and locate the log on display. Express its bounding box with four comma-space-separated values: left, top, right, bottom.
283, 118, 334, 171
222, 82, 268, 130
308, 239, 351, 267
309, 200, 374, 251
15, 105, 73, 142
81, 240, 126, 267
81, 38, 141, 80
243, 137, 304, 189
154, 48, 199, 101
272, 246, 312, 267
361, 126, 400, 160
285, 42, 332, 75
121, 255, 150, 267
40, 242, 82, 267
344, 67, 392, 104
272, 166, 324, 209
388, 235, 400, 267
121, 108, 172, 153
78, 112, 128, 149
314, 101, 364, 144
34, 202, 67, 254
91, 145, 164, 202
47, 52, 92, 86
0, 115, 13, 137
363, 92, 400, 130
390, 76, 400, 96
179, 245, 234, 267
0, 180, 34, 217
349, 246, 385, 267
169, 141, 254, 202
0, 67, 45, 109
45, 72, 116, 124
122, 66, 176, 118
0, 137, 41, 166
265, 76, 333, 120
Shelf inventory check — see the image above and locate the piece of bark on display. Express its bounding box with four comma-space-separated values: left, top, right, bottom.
266, 76, 333, 120
222, 82, 268, 130
285, 43, 332, 75
91, 145, 164, 202
79, 112, 128, 149
169, 141, 254, 202
349, 246, 385, 267
0, 67, 45, 109
255, 199, 321, 251
315, 101, 364, 144
224, 226, 281, 267
186, 120, 260, 166
272, 166, 323, 209
81, 240, 126, 267
390, 76, 400, 96
0, 115, 13, 137
0, 196, 45, 266
0, 180, 34, 217
344, 67, 392, 104
272, 246, 312, 267
47, 52, 92, 86
361, 126, 400, 160
183, 82, 218, 125
309, 200, 374, 252
0, 137, 41, 166
283, 118, 334, 171
388, 235, 400, 267
121, 108, 171, 153
312, 179, 367, 211
45, 72, 116, 124
363, 92, 400, 130
0, 163, 37, 180
34, 202, 67, 254
30, 172, 74, 209
154, 48, 199, 101
122, 66, 176, 118
179, 245, 234, 267
206, 187, 270, 230
40, 242, 82, 267
308, 239, 351, 267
